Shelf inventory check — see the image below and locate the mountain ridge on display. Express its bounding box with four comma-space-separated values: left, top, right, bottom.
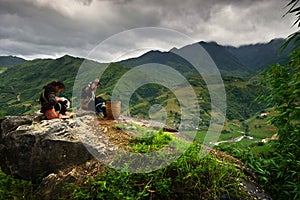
0, 56, 26, 67
225, 38, 290, 72
0, 38, 290, 76
118, 38, 290, 78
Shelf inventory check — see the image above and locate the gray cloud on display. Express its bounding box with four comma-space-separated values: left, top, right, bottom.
74, 0, 93, 6
0, 0, 297, 60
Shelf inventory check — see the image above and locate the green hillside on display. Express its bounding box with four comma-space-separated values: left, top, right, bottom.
0, 56, 26, 75
0, 55, 83, 117
0, 56, 26, 67
1, 39, 290, 120
0, 39, 291, 118
0, 53, 267, 122
0, 56, 268, 130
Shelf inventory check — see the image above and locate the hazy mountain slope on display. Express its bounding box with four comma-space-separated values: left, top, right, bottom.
119, 50, 197, 74
0, 56, 26, 67
197, 41, 249, 72
226, 38, 291, 72
120, 44, 250, 78
119, 39, 291, 79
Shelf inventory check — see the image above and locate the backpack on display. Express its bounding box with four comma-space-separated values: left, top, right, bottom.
80, 82, 92, 99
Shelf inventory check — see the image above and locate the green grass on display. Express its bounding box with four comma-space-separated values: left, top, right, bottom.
192, 116, 277, 157
129, 129, 172, 153
246, 114, 277, 139
227, 81, 249, 88
66, 124, 254, 199
0, 123, 256, 200
193, 130, 244, 144
194, 130, 207, 143
0, 67, 7, 74
69, 143, 252, 200
0, 168, 34, 199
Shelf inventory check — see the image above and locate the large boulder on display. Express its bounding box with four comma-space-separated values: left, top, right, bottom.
0, 115, 34, 139
0, 113, 273, 199
0, 112, 113, 182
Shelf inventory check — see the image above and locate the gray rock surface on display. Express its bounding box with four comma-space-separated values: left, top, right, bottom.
0, 112, 112, 182
0, 113, 273, 199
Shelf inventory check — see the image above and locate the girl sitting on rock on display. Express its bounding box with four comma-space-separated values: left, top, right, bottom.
40, 80, 71, 120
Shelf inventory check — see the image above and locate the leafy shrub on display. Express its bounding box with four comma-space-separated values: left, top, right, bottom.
256, 47, 300, 199
0, 169, 34, 199
70, 144, 251, 199
129, 129, 172, 153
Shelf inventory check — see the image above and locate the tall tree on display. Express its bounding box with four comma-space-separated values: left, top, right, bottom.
283, 0, 300, 48
256, 1, 300, 199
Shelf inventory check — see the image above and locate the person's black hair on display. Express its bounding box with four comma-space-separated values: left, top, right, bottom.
43, 80, 66, 89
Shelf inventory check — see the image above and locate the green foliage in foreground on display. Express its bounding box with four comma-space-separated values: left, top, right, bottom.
69, 142, 251, 200
256, 48, 300, 199
129, 129, 172, 153
0, 130, 252, 200
217, 141, 300, 200
218, 48, 300, 200
0, 168, 34, 199
218, 4, 300, 198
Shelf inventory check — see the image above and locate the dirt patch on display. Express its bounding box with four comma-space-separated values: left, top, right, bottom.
97, 119, 132, 150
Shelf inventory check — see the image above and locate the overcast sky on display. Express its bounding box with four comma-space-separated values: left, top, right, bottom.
0, 0, 298, 61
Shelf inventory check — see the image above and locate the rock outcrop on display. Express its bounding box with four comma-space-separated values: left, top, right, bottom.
0, 112, 113, 182
0, 112, 273, 199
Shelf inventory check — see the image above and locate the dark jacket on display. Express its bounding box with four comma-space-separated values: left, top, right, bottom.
81, 82, 93, 100
40, 86, 57, 113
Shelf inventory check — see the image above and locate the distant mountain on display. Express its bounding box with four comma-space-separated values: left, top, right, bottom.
225, 38, 291, 72
120, 43, 249, 76
198, 41, 249, 72
119, 50, 197, 75
171, 41, 251, 78
119, 38, 291, 79
0, 56, 26, 67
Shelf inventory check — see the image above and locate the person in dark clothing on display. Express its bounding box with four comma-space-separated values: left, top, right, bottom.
81, 79, 106, 117
95, 96, 107, 117
40, 80, 71, 120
